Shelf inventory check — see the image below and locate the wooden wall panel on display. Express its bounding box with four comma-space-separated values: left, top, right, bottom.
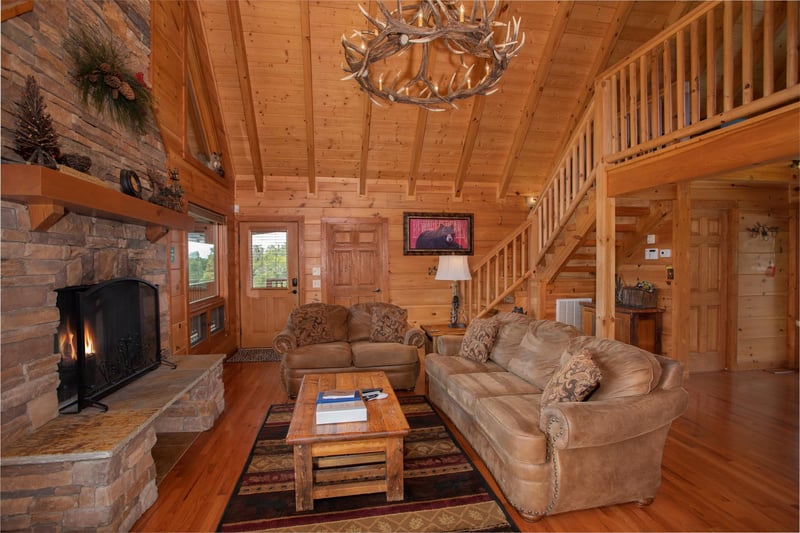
236, 177, 529, 326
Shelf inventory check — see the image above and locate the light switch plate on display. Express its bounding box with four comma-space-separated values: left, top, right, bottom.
646, 234, 656, 244
645, 248, 659, 260
312, 279, 321, 288
312, 267, 321, 276
660, 248, 672, 258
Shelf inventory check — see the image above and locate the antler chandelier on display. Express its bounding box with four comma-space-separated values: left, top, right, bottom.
341, 0, 524, 111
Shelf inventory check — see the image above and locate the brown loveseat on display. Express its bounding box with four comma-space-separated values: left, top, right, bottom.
425, 312, 689, 521
274, 302, 425, 397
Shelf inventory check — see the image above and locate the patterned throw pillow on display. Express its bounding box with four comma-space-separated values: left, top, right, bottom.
370, 305, 408, 343
292, 304, 335, 346
541, 348, 602, 406
458, 318, 499, 363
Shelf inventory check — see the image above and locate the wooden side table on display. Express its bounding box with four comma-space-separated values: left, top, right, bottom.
580, 303, 664, 354
421, 324, 467, 354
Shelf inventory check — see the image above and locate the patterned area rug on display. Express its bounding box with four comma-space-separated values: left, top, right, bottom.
217, 396, 517, 532
227, 348, 280, 362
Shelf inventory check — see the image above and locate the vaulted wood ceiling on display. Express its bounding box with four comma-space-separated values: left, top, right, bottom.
194, 1, 700, 200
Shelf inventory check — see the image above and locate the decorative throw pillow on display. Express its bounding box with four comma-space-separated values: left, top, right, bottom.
370, 305, 408, 343
291, 304, 335, 346
541, 348, 602, 406
458, 318, 499, 363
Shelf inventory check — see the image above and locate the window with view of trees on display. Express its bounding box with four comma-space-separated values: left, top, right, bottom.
251, 231, 288, 289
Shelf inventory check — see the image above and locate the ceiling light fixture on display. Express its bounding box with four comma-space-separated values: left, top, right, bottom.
341, 0, 524, 112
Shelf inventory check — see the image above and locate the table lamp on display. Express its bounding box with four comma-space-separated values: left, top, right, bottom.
435, 256, 472, 328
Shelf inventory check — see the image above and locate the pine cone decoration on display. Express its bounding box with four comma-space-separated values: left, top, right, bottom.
118, 81, 135, 101
104, 74, 122, 89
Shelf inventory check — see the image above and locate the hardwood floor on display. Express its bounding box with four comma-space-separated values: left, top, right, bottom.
132, 362, 799, 532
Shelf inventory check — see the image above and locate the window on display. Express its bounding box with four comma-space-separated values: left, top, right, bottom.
250, 230, 289, 289
188, 205, 224, 303
187, 204, 226, 350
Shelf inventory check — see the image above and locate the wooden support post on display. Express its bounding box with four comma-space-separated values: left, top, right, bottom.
672, 182, 691, 374
595, 163, 615, 340
788, 199, 798, 369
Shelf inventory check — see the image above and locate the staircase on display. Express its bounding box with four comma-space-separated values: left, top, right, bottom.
461, 0, 799, 322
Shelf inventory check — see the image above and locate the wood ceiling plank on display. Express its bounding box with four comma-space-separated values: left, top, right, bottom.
496, 1, 575, 199
228, 0, 265, 192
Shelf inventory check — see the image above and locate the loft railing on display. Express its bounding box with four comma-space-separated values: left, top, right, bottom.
468, 0, 799, 319
599, 0, 799, 164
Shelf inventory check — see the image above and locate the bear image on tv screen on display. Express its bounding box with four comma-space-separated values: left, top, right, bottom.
415, 224, 462, 249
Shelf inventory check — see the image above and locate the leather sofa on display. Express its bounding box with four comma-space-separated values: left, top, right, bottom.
425, 312, 689, 521
274, 302, 424, 397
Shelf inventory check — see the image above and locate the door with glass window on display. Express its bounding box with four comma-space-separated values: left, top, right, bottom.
239, 221, 300, 348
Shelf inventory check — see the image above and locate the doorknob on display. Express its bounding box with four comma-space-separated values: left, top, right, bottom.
373, 288, 381, 293
291, 289, 298, 294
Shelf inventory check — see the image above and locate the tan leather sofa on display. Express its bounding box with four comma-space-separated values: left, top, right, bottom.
425, 312, 689, 521
274, 302, 424, 397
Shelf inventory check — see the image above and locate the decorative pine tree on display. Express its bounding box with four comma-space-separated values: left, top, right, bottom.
14, 75, 60, 168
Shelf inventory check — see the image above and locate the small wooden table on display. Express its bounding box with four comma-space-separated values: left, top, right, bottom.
421, 323, 467, 353
285, 371, 410, 511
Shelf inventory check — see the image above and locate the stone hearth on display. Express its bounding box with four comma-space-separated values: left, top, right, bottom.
0, 354, 224, 532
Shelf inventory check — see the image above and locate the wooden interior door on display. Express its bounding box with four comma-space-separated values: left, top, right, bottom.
239, 221, 300, 348
322, 219, 389, 306
688, 210, 727, 372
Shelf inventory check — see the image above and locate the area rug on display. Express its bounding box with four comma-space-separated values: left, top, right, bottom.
217, 395, 517, 532
227, 348, 280, 363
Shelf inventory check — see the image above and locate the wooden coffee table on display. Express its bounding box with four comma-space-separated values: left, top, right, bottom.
285, 371, 410, 511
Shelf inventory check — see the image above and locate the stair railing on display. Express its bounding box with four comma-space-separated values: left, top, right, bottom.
464, 217, 532, 320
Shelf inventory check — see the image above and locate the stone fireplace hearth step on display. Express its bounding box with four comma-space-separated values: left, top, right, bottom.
0, 354, 225, 532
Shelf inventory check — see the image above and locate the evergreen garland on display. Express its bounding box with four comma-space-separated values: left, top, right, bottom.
14, 75, 61, 167
64, 27, 152, 135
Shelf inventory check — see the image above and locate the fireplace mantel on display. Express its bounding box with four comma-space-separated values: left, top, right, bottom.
1, 164, 194, 242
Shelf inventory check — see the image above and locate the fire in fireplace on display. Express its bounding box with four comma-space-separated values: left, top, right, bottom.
56, 278, 164, 413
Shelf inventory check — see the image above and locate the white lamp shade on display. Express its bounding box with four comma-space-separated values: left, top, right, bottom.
435, 256, 472, 281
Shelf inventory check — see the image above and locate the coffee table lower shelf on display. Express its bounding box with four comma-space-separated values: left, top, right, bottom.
294, 436, 404, 511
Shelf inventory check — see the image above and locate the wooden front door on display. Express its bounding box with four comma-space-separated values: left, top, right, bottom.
239, 221, 300, 348
688, 210, 728, 372
322, 219, 389, 306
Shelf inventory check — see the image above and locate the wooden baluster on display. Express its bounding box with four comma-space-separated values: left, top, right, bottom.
706, 9, 717, 117
787, 0, 798, 86
629, 62, 638, 146
639, 55, 648, 140
620, 69, 629, 149
763, 1, 774, 97
663, 39, 673, 134
723, 0, 734, 111
742, 2, 753, 104
676, 27, 686, 127
690, 20, 700, 124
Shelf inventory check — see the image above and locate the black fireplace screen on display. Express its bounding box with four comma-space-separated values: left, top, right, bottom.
56, 278, 161, 412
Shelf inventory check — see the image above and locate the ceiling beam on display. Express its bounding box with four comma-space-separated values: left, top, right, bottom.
299, 0, 317, 194
407, 107, 429, 197
496, 1, 574, 200
358, 1, 376, 197
454, 95, 486, 198
358, 95, 373, 196
227, 1, 265, 192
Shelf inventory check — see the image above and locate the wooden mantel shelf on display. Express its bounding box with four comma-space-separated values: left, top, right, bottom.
1, 164, 194, 242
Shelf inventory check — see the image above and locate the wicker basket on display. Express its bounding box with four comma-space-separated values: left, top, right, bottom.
618, 287, 658, 308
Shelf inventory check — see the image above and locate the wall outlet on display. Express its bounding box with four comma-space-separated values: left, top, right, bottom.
646, 234, 656, 244
645, 248, 659, 260
660, 248, 672, 258
312, 279, 321, 288
312, 267, 321, 276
